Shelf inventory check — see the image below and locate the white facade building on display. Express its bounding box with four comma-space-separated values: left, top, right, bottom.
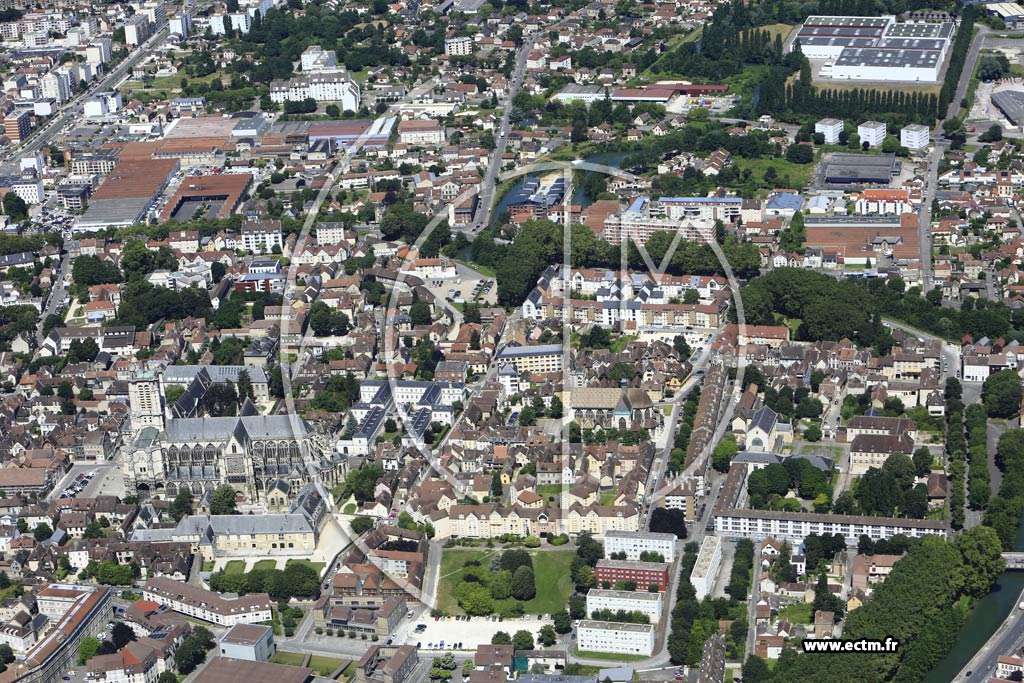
169, 12, 192, 38
603, 530, 676, 562
269, 73, 360, 110
815, 118, 843, 145
690, 535, 723, 600
11, 179, 43, 204
40, 70, 72, 104
857, 120, 887, 148
577, 621, 655, 656
86, 38, 112, 65
444, 36, 473, 56
712, 508, 947, 544
586, 589, 663, 622
124, 15, 151, 46
900, 124, 930, 151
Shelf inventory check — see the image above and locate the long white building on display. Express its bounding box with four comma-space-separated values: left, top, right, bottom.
690, 535, 723, 600
603, 530, 676, 562
577, 621, 655, 656
269, 73, 360, 110
586, 589, 663, 622
712, 508, 947, 544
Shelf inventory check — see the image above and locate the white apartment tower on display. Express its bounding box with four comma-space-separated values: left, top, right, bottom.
857, 120, 887, 148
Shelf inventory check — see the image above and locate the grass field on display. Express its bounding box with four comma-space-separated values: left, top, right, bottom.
309, 655, 350, 677
536, 484, 568, 504
287, 558, 327, 575
762, 23, 795, 41
574, 649, 648, 662
223, 560, 246, 575
202, 561, 214, 572
436, 549, 575, 615
599, 491, 617, 506
252, 559, 278, 572
734, 156, 815, 190
456, 260, 497, 279
124, 72, 222, 91
271, 652, 307, 667
777, 602, 813, 624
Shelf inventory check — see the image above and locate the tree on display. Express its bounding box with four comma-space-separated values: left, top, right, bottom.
552, 610, 572, 634
78, 637, 100, 664
2, 193, 27, 222
237, 369, 254, 402
33, 523, 52, 542
410, 301, 432, 326
956, 526, 1007, 598
491, 632, 512, 645
672, 334, 691, 358
984, 369, 1022, 418
350, 516, 375, 534
913, 447, 933, 476
202, 382, 238, 417
209, 485, 238, 515
741, 656, 772, 683
111, 622, 136, 649
804, 424, 822, 442
785, 143, 813, 164
169, 488, 193, 521
512, 630, 534, 651
158, 673, 179, 683
511, 565, 536, 600
568, 595, 586, 620
490, 570, 513, 600
538, 624, 557, 647
712, 435, 738, 472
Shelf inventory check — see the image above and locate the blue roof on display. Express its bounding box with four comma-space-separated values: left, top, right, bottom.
766, 193, 804, 211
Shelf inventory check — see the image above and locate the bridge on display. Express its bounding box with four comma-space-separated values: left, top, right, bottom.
1002, 552, 1024, 570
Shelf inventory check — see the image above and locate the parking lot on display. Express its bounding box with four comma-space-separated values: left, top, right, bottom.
398, 614, 555, 651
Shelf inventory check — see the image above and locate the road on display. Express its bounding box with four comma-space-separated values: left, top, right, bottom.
952, 586, 1024, 682
465, 33, 539, 234
946, 25, 993, 122
917, 143, 943, 293
34, 251, 69, 348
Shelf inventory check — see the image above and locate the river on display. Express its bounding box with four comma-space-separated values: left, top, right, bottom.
924, 519, 1024, 682
488, 152, 629, 228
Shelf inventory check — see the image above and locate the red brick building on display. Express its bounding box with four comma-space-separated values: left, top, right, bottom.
594, 559, 670, 591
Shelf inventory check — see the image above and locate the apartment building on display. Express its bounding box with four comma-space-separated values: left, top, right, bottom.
603, 530, 676, 562
594, 559, 670, 591
585, 589, 663, 621
142, 577, 273, 626
690, 535, 722, 600
711, 508, 946, 544
577, 621, 655, 656
444, 36, 473, 55
241, 219, 284, 254
494, 344, 562, 374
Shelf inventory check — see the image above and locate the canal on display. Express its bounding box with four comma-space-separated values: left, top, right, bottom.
489, 152, 629, 228
924, 520, 1024, 682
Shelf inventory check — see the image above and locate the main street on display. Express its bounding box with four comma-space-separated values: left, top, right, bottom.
465, 31, 540, 234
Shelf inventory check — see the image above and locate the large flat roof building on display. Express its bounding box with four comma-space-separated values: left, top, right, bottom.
823, 153, 899, 185
795, 15, 954, 82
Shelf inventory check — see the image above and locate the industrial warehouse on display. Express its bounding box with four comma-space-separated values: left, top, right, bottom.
793, 15, 956, 82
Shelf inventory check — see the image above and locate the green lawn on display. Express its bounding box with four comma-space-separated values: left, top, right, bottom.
252, 559, 278, 572
456, 260, 496, 279
536, 484, 568, 504
777, 602, 813, 624
436, 549, 576, 615
223, 560, 246, 575
286, 558, 327, 575
125, 71, 223, 91
763, 23, 795, 41
308, 656, 350, 677
734, 156, 815, 191
599, 491, 617, 506
271, 652, 307, 667
574, 649, 648, 662
202, 561, 214, 572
